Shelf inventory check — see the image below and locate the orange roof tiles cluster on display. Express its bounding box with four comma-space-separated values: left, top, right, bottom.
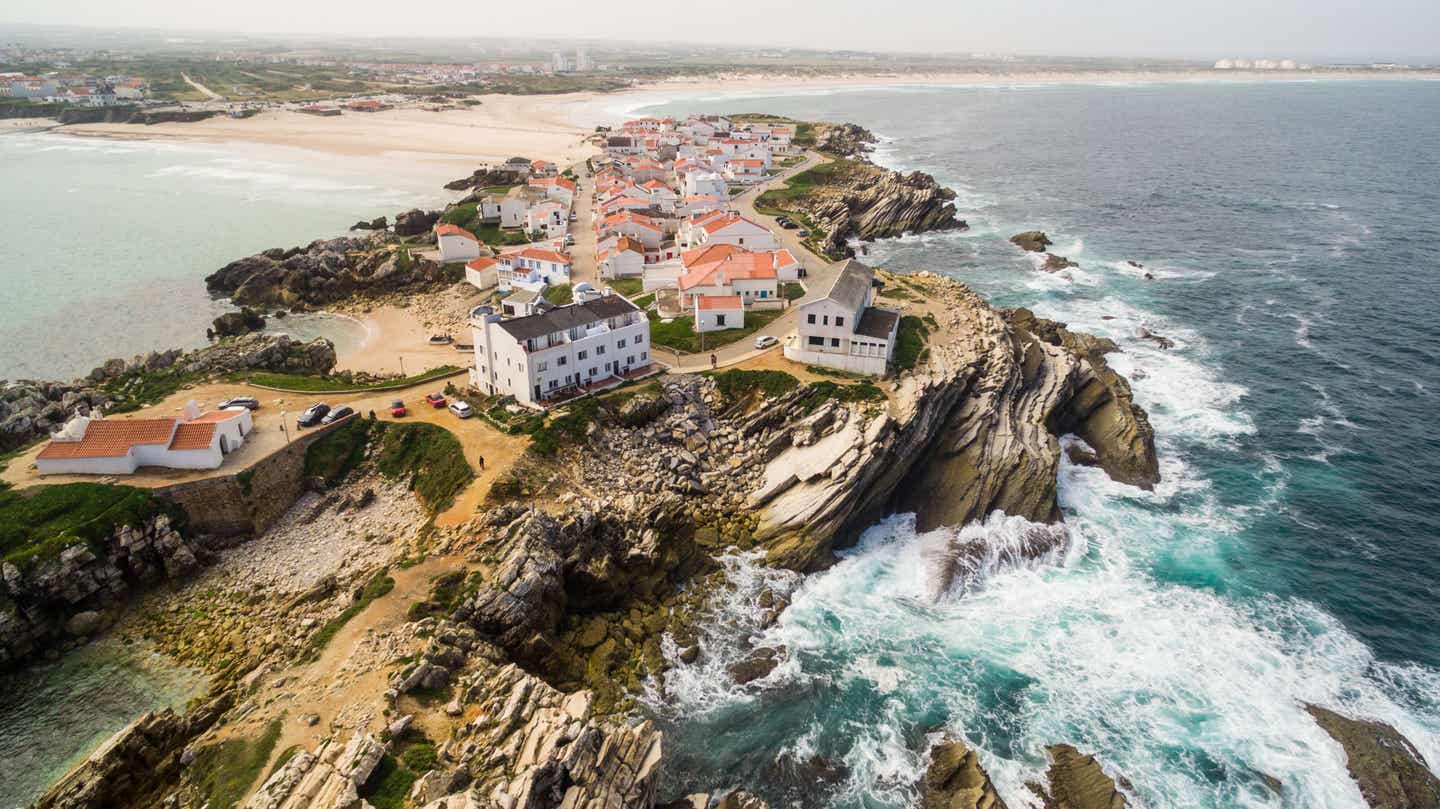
37, 419, 177, 459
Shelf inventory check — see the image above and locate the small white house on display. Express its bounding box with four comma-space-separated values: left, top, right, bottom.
694, 295, 744, 333
36, 403, 253, 476
498, 247, 572, 292
435, 224, 482, 263
694, 213, 777, 251
599, 236, 646, 279
465, 256, 500, 290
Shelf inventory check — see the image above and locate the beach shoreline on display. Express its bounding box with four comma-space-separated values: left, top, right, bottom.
21, 69, 1436, 164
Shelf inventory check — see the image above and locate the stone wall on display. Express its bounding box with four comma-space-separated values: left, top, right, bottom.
154, 418, 345, 538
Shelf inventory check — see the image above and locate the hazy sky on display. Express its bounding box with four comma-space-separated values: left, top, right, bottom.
4, 0, 1438, 63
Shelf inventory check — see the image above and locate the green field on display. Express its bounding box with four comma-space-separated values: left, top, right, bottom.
0, 482, 176, 566
647, 309, 784, 353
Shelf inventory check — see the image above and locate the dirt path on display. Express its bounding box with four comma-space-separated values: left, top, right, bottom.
239, 555, 468, 798
180, 72, 222, 101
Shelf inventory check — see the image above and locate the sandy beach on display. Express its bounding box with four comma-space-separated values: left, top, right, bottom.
37, 69, 1438, 167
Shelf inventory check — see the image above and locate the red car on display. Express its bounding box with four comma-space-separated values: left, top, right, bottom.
390, 399, 407, 417
425, 392, 447, 408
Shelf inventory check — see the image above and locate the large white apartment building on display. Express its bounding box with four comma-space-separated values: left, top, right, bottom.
469, 293, 652, 408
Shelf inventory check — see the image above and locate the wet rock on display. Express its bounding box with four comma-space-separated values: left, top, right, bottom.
715, 790, 771, 809
727, 645, 784, 684
1306, 704, 1440, 809
1027, 744, 1129, 809
921, 738, 1009, 809
393, 208, 441, 237
350, 216, 387, 231
1010, 231, 1053, 253
63, 610, 105, 636
1041, 254, 1080, 273
209, 307, 267, 339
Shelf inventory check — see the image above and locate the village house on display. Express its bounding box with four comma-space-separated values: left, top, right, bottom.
435, 223, 483, 263
465, 256, 500, 290
677, 249, 781, 307
686, 211, 777, 251
468, 293, 652, 408
528, 176, 576, 205
598, 236, 645, 279
785, 260, 899, 377
526, 201, 569, 239
498, 246, 572, 292
694, 295, 744, 333
36, 403, 254, 475
501, 185, 550, 229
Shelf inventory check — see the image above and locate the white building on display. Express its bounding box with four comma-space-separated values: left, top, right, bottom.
599, 236, 646, 279
465, 256, 500, 290
498, 247, 572, 291
435, 223, 483, 263
36, 404, 254, 475
784, 260, 899, 377
469, 293, 652, 408
689, 212, 777, 251
694, 295, 744, 333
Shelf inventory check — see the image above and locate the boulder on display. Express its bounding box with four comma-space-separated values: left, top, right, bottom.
727, 645, 784, 684
209, 307, 267, 338
921, 738, 1009, 809
1010, 231, 1053, 253
64, 610, 106, 636
1027, 744, 1128, 809
394, 209, 441, 237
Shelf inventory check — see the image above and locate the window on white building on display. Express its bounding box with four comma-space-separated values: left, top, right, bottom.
617, 338, 627, 348
808, 336, 824, 346
835, 316, 845, 327
557, 356, 567, 366
578, 350, 588, 360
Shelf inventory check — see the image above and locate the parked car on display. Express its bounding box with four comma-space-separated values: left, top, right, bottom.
321, 405, 355, 425
425, 392, 447, 408
797, 229, 810, 237
564, 234, 575, 246
568, 212, 578, 222
449, 401, 474, 419
778, 220, 798, 230
218, 396, 261, 411
390, 399, 407, 417
755, 335, 780, 350
297, 403, 330, 427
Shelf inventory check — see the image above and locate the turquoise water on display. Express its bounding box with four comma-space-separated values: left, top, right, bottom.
0, 639, 207, 809
0, 133, 452, 381
635, 82, 1440, 806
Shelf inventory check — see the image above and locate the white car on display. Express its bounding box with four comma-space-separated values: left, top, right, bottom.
755, 335, 780, 350
448, 401, 474, 419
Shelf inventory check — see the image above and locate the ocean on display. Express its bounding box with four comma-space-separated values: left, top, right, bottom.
0, 132, 457, 382
630, 80, 1440, 807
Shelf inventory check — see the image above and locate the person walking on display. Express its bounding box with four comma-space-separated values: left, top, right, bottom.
710, 353, 718, 369
478, 455, 485, 471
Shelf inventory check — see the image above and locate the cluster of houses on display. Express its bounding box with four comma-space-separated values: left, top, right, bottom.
1, 72, 146, 105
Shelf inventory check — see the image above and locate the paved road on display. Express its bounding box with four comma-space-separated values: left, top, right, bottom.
569, 163, 598, 286
655, 150, 847, 373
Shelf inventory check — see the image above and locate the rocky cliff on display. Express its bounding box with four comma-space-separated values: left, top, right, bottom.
0, 333, 335, 452
1, 512, 202, 670
204, 234, 454, 309
751, 272, 1159, 569
1306, 705, 1440, 809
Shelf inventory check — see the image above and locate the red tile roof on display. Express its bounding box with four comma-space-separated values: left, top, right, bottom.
38, 419, 176, 459
504, 247, 572, 265
168, 422, 218, 451
697, 295, 743, 311
189, 409, 247, 423
466, 256, 499, 270
435, 223, 479, 242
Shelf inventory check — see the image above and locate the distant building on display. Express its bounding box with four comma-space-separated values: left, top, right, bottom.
37, 404, 253, 476
784, 260, 899, 377
468, 293, 652, 408
575, 48, 592, 72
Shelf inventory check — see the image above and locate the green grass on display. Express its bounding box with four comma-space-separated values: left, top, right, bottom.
801, 380, 887, 412
895, 315, 931, 372
606, 277, 643, 296
400, 743, 438, 773
306, 568, 395, 657
646, 309, 784, 353
526, 397, 602, 457
97, 367, 205, 414
244, 365, 461, 392
440, 203, 478, 227
358, 754, 417, 809
0, 483, 177, 566
704, 369, 800, 404
304, 420, 474, 512
186, 718, 282, 809
633, 293, 656, 309
543, 284, 573, 305
407, 570, 480, 621
782, 282, 806, 301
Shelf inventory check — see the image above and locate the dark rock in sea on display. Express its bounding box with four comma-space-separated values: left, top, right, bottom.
1010, 231, 1053, 253
273, 310, 287, 318
205, 234, 452, 308
1143, 272, 1154, 280
393, 208, 441, 237
1306, 704, 1440, 809
921, 738, 1010, 809
1066, 445, 1101, 467
1134, 326, 1174, 350
714, 789, 771, 809
350, 216, 387, 231
446, 165, 530, 193
209, 306, 266, 339
727, 645, 784, 684
1127, 260, 1144, 269
1042, 253, 1080, 273
1026, 744, 1129, 809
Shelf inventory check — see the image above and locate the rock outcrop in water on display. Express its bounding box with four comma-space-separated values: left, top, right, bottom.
1306, 704, 1440, 809
922, 738, 1010, 809
204, 234, 454, 308
1010, 231, 1053, 253
752, 271, 1159, 569
1027, 745, 1130, 809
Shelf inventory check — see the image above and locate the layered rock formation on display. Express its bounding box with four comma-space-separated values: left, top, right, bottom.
0, 333, 335, 452
204, 235, 453, 309
777, 160, 965, 260
921, 739, 1010, 809
1027, 745, 1130, 809
1306, 704, 1440, 809
751, 272, 1159, 569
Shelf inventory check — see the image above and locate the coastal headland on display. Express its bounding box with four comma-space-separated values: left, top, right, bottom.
3, 109, 1436, 809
